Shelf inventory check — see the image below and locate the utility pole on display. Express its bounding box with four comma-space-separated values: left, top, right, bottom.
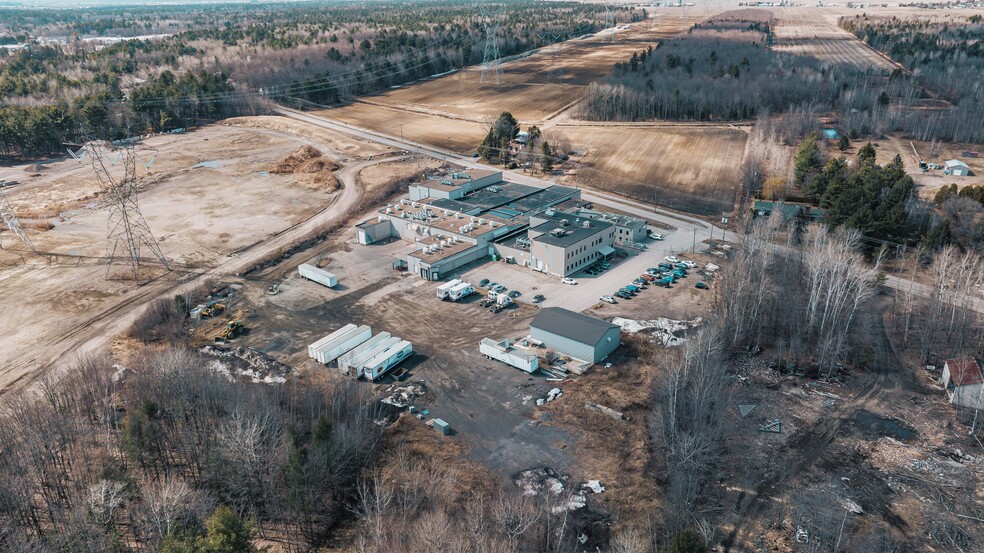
692, 228, 696, 253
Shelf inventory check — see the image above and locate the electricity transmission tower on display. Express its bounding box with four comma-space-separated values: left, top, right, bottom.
605, 6, 616, 43
0, 182, 36, 254
480, 2, 502, 85
88, 140, 170, 280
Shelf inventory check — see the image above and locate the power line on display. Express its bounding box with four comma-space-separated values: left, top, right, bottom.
0, 182, 37, 254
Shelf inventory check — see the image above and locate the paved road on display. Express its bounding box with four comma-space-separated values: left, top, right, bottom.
277, 107, 734, 261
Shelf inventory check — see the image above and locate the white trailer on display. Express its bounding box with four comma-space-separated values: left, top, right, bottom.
352, 336, 401, 375
362, 340, 413, 381
299, 263, 338, 288
314, 325, 371, 365
448, 281, 475, 302
338, 332, 391, 374
480, 338, 538, 373
436, 279, 462, 300
308, 324, 356, 359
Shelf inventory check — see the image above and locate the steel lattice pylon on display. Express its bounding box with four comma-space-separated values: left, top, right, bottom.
480, 2, 502, 85
88, 141, 170, 280
0, 182, 36, 254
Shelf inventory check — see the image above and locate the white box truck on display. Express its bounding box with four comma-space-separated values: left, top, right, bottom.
299, 263, 337, 288
338, 332, 391, 374
448, 281, 475, 302
480, 338, 538, 373
436, 279, 462, 300
308, 324, 356, 359
362, 340, 413, 381
314, 324, 371, 365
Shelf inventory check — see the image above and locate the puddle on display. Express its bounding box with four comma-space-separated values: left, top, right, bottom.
255, 171, 269, 177
853, 410, 915, 440
191, 160, 221, 169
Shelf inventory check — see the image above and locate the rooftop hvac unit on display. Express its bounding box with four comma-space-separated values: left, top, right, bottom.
444, 210, 452, 216
545, 208, 556, 216
456, 213, 463, 219
395, 205, 402, 210
583, 221, 591, 228
440, 240, 447, 248
560, 219, 569, 226
478, 219, 486, 225
401, 213, 408, 218
471, 217, 478, 222
401, 199, 410, 205
385, 208, 393, 214
412, 202, 420, 208
489, 222, 497, 228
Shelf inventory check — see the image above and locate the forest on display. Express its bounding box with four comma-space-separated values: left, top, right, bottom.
0, 1, 632, 158
580, 13, 984, 146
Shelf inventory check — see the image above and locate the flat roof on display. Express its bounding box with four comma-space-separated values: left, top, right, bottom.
417, 168, 501, 189
530, 213, 613, 248
531, 307, 619, 346
408, 235, 482, 262
453, 182, 541, 211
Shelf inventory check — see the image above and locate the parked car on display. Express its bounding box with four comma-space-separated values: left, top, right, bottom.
680, 260, 698, 269
615, 291, 632, 300
562, 278, 578, 285
695, 281, 709, 290
532, 294, 545, 303
600, 295, 617, 304
654, 280, 670, 288
665, 256, 680, 263
651, 233, 665, 241
484, 281, 498, 290
601, 262, 611, 269
478, 278, 490, 288
493, 284, 507, 293
508, 290, 521, 298
624, 285, 639, 293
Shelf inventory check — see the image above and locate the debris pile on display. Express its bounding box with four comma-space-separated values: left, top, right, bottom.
536, 387, 563, 406
381, 382, 428, 408
612, 317, 703, 346
514, 467, 566, 497
201, 345, 291, 384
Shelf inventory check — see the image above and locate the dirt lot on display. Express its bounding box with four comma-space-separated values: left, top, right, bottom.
0, 119, 402, 393
555, 123, 748, 213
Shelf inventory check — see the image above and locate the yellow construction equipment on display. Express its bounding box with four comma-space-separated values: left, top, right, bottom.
201, 302, 226, 318
216, 320, 244, 342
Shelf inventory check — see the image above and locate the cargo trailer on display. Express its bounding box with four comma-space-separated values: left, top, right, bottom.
448, 281, 475, 302
314, 324, 371, 365
362, 340, 413, 381
480, 338, 538, 373
298, 263, 338, 288
349, 336, 401, 375
308, 323, 356, 359
436, 279, 462, 300
338, 332, 391, 374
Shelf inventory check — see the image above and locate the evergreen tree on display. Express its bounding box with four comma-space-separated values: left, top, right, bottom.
794, 132, 825, 197
934, 183, 959, 206
857, 142, 877, 166
838, 134, 850, 151
667, 529, 705, 553
541, 141, 554, 173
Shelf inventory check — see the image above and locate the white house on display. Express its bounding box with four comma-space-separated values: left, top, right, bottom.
940, 357, 984, 410
944, 159, 971, 177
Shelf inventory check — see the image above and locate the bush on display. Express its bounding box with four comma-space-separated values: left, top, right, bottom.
129, 297, 186, 344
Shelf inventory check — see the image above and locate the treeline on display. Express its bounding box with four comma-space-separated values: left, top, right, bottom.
0, 1, 636, 158
0, 71, 245, 158
576, 21, 865, 121
0, 349, 385, 551
840, 15, 984, 143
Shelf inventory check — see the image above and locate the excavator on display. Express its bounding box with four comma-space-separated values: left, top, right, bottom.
200, 301, 226, 318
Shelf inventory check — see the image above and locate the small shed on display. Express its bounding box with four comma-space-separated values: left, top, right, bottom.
941, 357, 984, 410
433, 418, 451, 435
944, 159, 971, 177
530, 307, 621, 363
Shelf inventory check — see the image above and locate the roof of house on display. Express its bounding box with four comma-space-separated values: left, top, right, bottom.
531, 307, 619, 346
945, 159, 970, 168
946, 356, 983, 387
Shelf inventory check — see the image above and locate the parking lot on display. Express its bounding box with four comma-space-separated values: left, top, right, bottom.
456, 232, 705, 313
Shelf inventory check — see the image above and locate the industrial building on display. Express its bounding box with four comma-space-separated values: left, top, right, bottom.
530, 307, 621, 363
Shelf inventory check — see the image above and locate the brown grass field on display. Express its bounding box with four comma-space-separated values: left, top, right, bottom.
556, 123, 748, 213
772, 8, 903, 71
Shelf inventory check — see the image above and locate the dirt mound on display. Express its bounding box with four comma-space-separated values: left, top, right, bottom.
297, 157, 340, 174
270, 145, 340, 191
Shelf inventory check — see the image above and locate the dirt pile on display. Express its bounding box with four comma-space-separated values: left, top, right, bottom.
270, 145, 340, 190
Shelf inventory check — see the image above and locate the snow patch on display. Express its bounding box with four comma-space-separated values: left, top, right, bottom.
612, 317, 703, 346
